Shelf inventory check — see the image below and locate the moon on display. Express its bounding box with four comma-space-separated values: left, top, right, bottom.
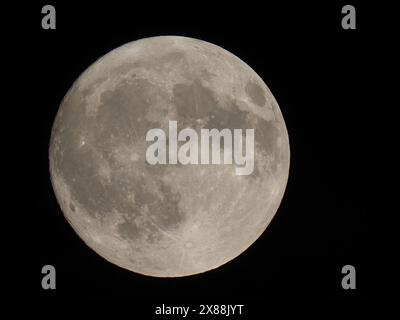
49, 36, 290, 277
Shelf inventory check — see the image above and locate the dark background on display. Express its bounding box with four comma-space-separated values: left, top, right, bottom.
2, 0, 397, 307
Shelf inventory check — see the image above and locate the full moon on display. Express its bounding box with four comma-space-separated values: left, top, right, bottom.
49, 36, 290, 277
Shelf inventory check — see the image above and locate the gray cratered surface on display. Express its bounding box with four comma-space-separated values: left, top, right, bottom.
49, 36, 290, 277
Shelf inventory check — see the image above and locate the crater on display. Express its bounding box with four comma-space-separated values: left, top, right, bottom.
69, 203, 76, 212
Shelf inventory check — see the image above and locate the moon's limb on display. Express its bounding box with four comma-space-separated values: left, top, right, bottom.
49, 36, 290, 277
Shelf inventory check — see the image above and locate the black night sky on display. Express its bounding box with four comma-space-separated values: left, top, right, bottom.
2, 1, 397, 308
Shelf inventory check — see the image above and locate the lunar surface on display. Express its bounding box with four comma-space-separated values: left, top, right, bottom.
49, 36, 290, 277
